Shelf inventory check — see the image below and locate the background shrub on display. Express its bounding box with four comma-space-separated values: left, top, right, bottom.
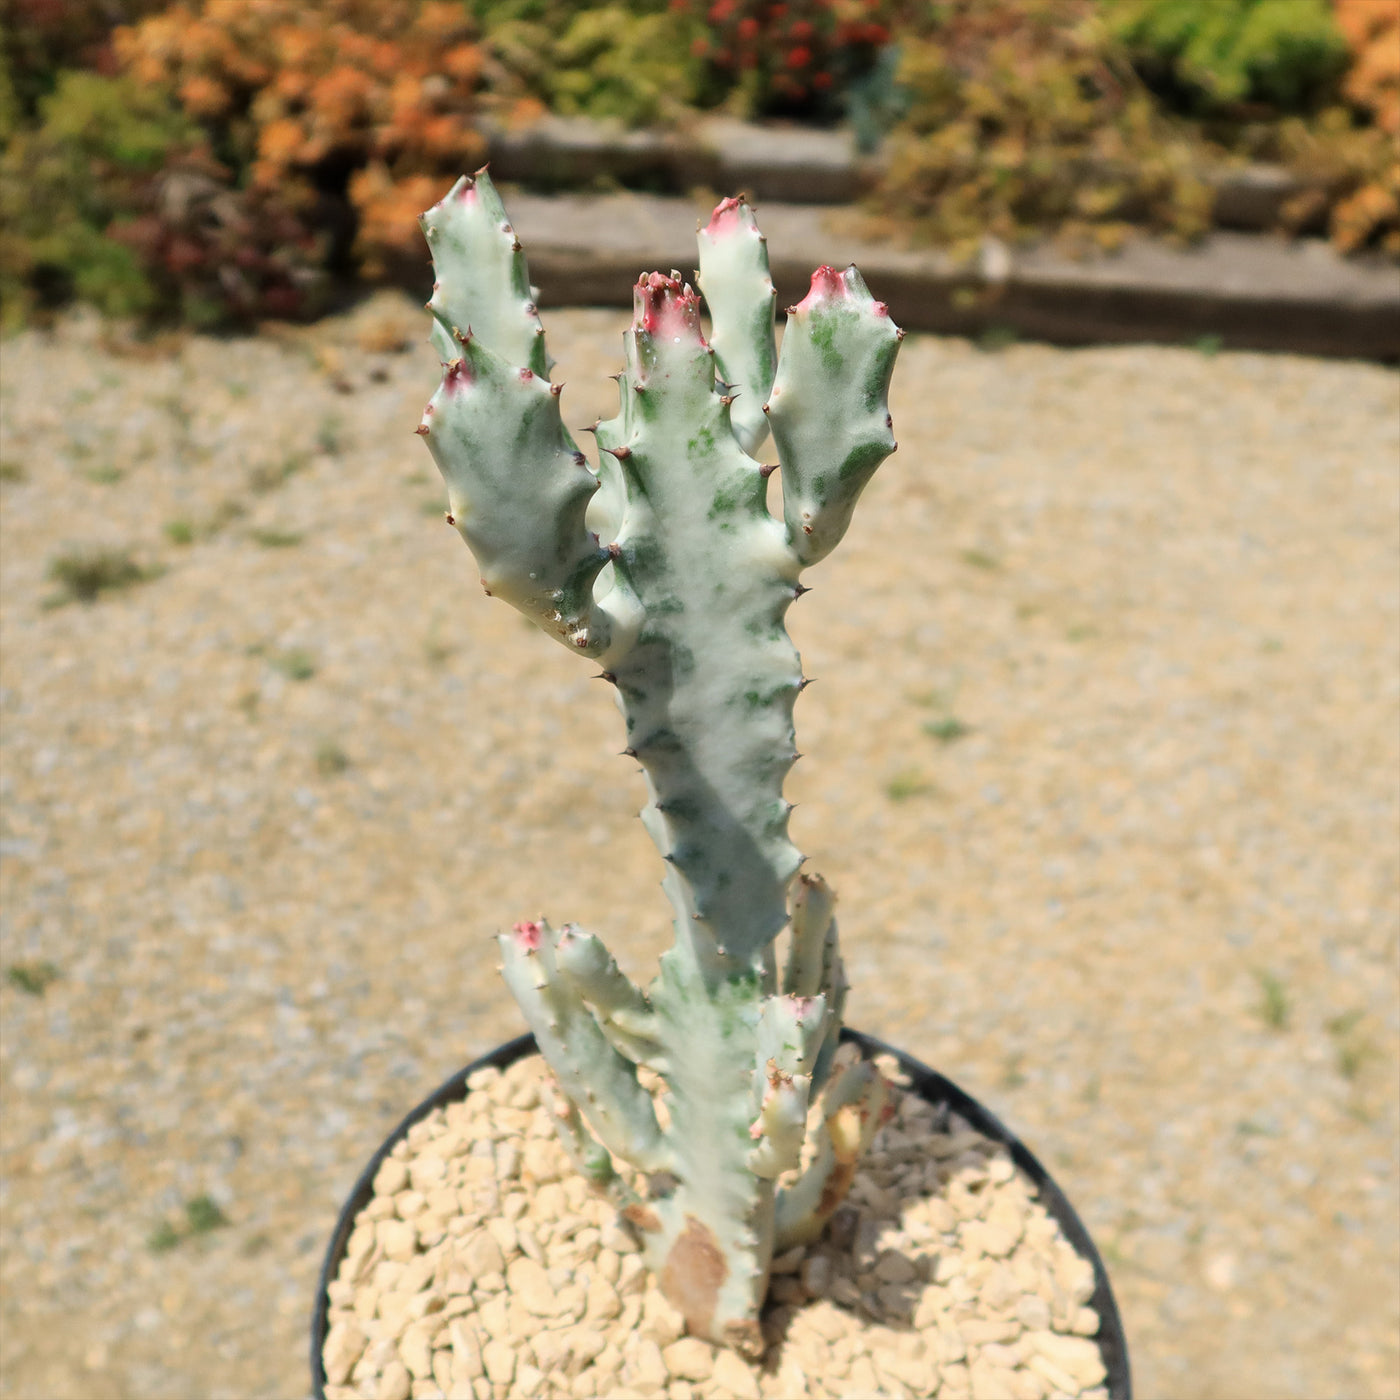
470, 0, 698, 127
1, 0, 1394, 330
0, 71, 195, 327
113, 0, 489, 277
1105, 0, 1351, 117
872, 0, 1216, 259
676, 0, 912, 124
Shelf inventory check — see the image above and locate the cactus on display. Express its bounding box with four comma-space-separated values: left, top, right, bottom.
415, 171, 902, 1354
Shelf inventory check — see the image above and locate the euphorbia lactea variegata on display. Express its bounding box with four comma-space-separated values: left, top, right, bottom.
415, 171, 903, 1354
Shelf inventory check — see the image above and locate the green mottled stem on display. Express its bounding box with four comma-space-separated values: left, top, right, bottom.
597, 273, 803, 980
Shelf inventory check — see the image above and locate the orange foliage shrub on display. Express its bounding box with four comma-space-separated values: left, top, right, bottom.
113, 1, 487, 273
1322, 0, 1400, 253
1335, 0, 1399, 133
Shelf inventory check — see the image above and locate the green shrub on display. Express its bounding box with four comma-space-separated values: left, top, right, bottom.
0, 0, 170, 125
468, 1, 696, 127
0, 71, 194, 327
45, 545, 160, 604
1105, 0, 1351, 117
547, 7, 698, 126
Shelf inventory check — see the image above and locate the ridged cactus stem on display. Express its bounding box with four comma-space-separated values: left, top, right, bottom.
416, 171, 903, 1351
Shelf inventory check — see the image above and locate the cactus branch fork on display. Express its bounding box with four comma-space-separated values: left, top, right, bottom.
416, 172, 903, 1354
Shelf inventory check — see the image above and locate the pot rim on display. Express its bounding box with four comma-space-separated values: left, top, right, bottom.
312, 1027, 1131, 1399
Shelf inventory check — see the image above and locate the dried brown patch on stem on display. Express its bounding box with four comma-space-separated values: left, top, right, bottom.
621, 1203, 661, 1233
816, 1101, 867, 1219
660, 1214, 727, 1341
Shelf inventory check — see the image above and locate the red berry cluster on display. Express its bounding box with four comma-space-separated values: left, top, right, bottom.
675, 0, 895, 113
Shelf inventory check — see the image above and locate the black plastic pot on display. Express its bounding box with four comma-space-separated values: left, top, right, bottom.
312, 1028, 1131, 1398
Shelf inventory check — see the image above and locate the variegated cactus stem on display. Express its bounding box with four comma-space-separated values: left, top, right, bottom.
416, 170, 904, 1353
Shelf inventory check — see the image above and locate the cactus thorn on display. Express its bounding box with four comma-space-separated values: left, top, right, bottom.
761, 403, 771, 415
608, 543, 623, 561
793, 583, 811, 597
573, 451, 588, 467
798, 677, 814, 690
759, 462, 778, 478
414, 424, 430, 436
550, 381, 564, 396
445, 512, 456, 525
604, 445, 633, 460
621, 746, 638, 758
595, 672, 617, 685
719, 395, 735, 408
582, 421, 599, 434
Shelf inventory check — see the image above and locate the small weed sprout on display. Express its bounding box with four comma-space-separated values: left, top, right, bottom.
960, 548, 1001, 571
248, 454, 308, 494
316, 417, 343, 455
1326, 1010, 1374, 1081
270, 648, 316, 681
924, 716, 972, 744
147, 1221, 182, 1253
886, 770, 935, 802
147, 1194, 229, 1252
315, 739, 350, 775
251, 528, 304, 549
184, 1194, 229, 1234
45, 548, 158, 605
1253, 968, 1290, 1031
5, 960, 60, 996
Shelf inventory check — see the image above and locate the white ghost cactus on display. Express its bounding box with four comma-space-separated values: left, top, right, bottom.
416, 172, 904, 1354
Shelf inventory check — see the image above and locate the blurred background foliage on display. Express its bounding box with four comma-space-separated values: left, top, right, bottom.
1, 0, 1396, 330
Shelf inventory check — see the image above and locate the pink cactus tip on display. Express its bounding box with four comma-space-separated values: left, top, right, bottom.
511, 920, 544, 950
633, 272, 705, 345
703, 196, 751, 239
793, 265, 852, 315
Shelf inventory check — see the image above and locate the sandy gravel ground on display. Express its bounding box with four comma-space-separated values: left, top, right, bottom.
0, 295, 1396, 1400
